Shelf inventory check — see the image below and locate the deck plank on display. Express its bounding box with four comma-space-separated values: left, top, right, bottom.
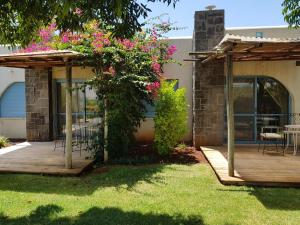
0, 142, 93, 176
202, 146, 300, 187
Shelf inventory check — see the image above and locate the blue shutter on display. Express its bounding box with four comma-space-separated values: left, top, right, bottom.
0, 82, 25, 118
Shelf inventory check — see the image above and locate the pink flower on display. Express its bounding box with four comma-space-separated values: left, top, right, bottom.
151, 62, 161, 75
50, 22, 56, 29
21, 42, 53, 53
74, 8, 83, 16
39, 29, 51, 42
92, 40, 103, 52
146, 81, 161, 98
38, 23, 56, 42
146, 85, 152, 91
120, 39, 135, 50
140, 45, 149, 52
153, 81, 160, 88
167, 45, 177, 56
103, 38, 111, 46
93, 32, 103, 38
109, 66, 116, 76
62, 33, 69, 43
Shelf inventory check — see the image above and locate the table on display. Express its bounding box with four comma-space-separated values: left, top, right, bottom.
284, 125, 300, 155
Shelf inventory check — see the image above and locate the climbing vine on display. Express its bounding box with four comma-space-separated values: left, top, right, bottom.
22, 18, 178, 160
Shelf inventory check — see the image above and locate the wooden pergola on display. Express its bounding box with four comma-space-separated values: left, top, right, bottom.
0, 50, 86, 169
189, 34, 300, 177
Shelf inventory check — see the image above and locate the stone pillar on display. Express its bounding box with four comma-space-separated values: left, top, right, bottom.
25, 68, 53, 141
193, 9, 225, 147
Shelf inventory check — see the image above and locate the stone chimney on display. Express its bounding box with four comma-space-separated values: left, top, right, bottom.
194, 8, 224, 51
193, 8, 225, 147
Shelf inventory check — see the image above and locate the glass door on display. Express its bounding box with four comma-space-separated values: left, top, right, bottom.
256, 77, 289, 141
233, 78, 255, 141
225, 76, 290, 143
56, 82, 99, 136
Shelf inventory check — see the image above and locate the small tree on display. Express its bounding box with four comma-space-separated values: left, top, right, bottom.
154, 80, 188, 155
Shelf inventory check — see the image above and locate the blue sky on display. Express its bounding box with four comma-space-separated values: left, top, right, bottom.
144, 0, 287, 37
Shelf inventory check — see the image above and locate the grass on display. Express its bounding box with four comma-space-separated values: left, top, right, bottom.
0, 164, 300, 225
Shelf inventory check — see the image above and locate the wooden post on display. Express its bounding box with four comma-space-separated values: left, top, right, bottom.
65, 63, 73, 169
103, 98, 108, 162
226, 53, 235, 177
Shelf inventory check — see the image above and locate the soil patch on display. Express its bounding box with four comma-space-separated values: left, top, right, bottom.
125, 144, 208, 164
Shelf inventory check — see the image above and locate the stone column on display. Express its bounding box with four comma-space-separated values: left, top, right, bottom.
25, 68, 53, 141
193, 9, 225, 147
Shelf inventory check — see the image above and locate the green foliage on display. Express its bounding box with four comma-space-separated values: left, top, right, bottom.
282, 0, 300, 27
0, 136, 8, 148
21, 18, 178, 160
0, 0, 178, 46
106, 85, 148, 159
154, 81, 188, 155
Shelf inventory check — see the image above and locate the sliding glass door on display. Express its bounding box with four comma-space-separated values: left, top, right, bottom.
226, 76, 290, 143
55, 81, 99, 136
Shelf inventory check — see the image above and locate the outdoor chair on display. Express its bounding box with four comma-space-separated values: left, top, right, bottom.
53, 125, 66, 151
258, 126, 285, 155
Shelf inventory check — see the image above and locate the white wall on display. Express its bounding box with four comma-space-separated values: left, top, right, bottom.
135, 38, 193, 142
0, 46, 26, 139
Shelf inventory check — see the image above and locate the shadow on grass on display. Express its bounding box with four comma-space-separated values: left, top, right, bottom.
0, 204, 204, 225
217, 187, 300, 210
0, 165, 167, 196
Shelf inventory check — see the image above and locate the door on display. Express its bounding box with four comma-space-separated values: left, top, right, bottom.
225, 76, 290, 143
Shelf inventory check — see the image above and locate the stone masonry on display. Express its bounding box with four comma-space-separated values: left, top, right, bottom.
25, 68, 52, 141
193, 9, 225, 147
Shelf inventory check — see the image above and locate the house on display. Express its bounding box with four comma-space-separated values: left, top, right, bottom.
1, 8, 299, 150
0, 46, 26, 139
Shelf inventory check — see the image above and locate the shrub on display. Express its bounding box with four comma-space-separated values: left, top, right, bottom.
0, 136, 9, 148
154, 81, 188, 155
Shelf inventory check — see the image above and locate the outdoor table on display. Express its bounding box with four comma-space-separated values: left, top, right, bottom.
284, 125, 300, 155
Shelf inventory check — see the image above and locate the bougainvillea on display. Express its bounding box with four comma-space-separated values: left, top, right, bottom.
21, 19, 177, 159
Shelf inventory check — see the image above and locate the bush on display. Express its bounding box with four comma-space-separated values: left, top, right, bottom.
0, 136, 9, 148
154, 81, 188, 155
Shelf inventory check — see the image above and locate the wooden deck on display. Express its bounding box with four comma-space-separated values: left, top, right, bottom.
202, 145, 300, 187
0, 142, 93, 175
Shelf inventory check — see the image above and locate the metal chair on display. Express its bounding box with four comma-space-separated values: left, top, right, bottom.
53, 125, 66, 151
258, 126, 285, 155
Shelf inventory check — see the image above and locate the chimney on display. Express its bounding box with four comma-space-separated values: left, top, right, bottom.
194, 7, 225, 51
192, 7, 225, 147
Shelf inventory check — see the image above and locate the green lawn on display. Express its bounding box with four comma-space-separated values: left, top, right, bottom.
0, 164, 300, 225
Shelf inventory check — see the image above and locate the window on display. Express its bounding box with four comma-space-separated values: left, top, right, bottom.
145, 79, 179, 118
256, 32, 263, 38
0, 82, 25, 118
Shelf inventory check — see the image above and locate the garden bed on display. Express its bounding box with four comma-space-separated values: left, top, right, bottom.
107, 144, 207, 165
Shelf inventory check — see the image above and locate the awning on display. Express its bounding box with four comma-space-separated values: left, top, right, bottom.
0, 50, 83, 68
188, 34, 300, 63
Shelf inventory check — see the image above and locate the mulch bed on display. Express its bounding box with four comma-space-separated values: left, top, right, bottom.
92, 144, 207, 174
127, 144, 207, 164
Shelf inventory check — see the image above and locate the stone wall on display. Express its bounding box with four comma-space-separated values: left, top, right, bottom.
193, 10, 225, 147
25, 68, 52, 141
